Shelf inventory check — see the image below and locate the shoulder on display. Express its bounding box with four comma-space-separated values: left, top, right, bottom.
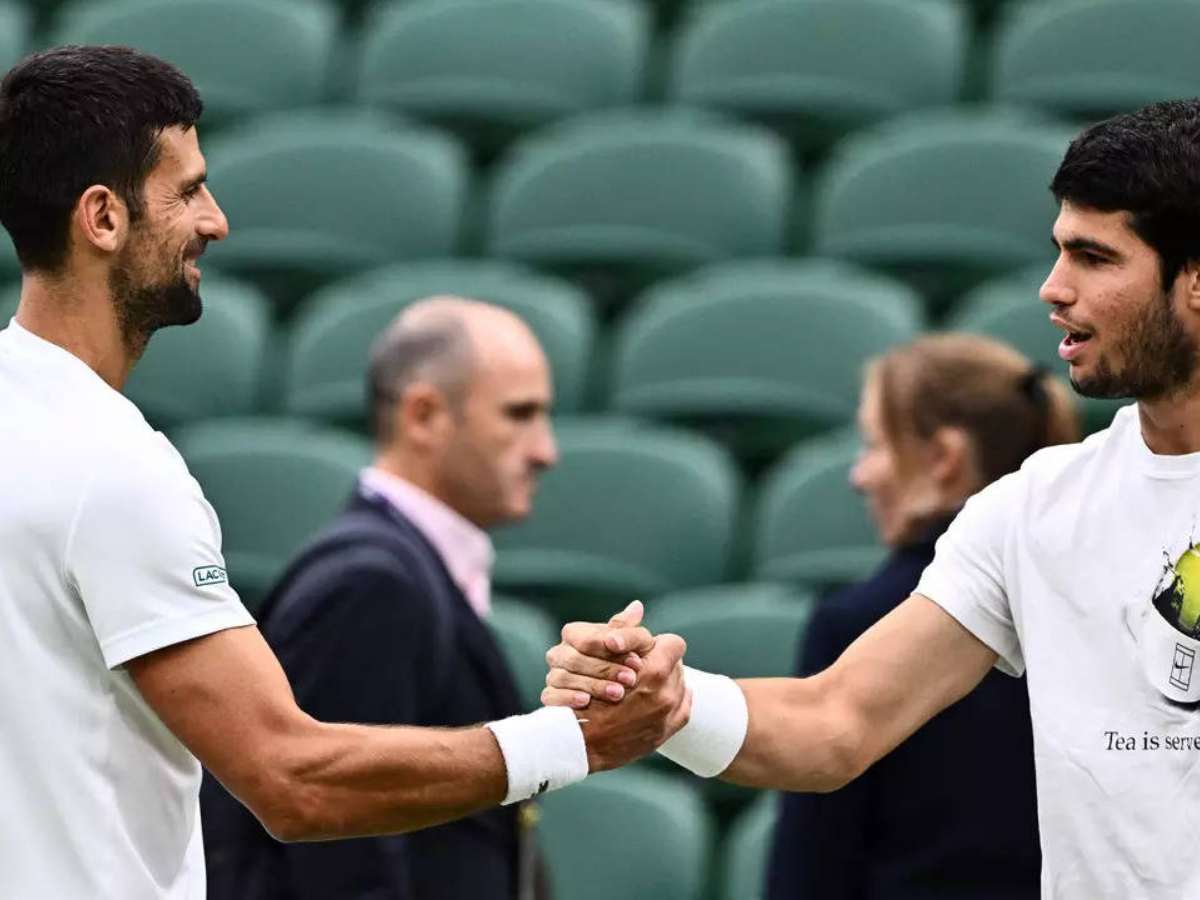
1019, 404, 1133, 485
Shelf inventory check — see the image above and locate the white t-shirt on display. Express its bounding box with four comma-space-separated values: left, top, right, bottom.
917, 403, 1200, 899
0, 319, 254, 898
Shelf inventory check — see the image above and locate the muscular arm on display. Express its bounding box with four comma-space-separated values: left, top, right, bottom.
721, 594, 997, 791
129, 625, 506, 842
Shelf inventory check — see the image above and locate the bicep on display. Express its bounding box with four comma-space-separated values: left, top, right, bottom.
822, 593, 997, 771
727, 594, 996, 791
127, 625, 312, 819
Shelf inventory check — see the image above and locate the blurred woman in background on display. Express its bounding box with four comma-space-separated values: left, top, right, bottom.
766, 333, 1081, 900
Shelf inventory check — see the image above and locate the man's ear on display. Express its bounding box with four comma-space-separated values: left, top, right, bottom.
73, 185, 129, 256
1180, 260, 1200, 313
397, 382, 451, 450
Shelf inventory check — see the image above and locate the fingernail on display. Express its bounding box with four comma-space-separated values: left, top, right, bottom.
617, 669, 636, 687
605, 683, 625, 701
574, 693, 590, 707
606, 634, 626, 653
625, 654, 643, 671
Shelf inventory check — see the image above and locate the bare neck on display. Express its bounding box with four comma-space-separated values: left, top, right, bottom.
1137, 388, 1200, 455
14, 273, 138, 390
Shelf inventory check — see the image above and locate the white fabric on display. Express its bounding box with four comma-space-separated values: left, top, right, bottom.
486, 706, 589, 804
0, 319, 254, 899
656, 666, 748, 777
915, 403, 1200, 899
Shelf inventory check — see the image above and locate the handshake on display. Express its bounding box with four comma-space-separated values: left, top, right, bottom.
539, 599, 694, 773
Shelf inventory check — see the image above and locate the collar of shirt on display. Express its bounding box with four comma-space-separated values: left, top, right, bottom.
358, 467, 495, 619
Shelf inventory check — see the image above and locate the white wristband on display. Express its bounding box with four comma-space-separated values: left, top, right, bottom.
656, 666, 748, 777
485, 706, 589, 805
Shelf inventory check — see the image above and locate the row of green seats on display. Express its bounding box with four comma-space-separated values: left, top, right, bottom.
5, 0, 1196, 156
536, 769, 778, 900
158, 416, 883, 615
1, 254, 1118, 451
0, 105, 1068, 310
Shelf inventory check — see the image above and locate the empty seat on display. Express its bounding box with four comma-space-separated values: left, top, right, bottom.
123, 275, 271, 428
284, 260, 596, 426
813, 109, 1070, 310
0, 2, 30, 75
0, 282, 16, 322
486, 109, 793, 303
53, 0, 337, 121
647, 582, 814, 679
492, 418, 741, 623
946, 266, 1126, 433
719, 792, 779, 900
539, 768, 713, 900
751, 431, 885, 589
0, 229, 19, 281
357, 0, 648, 152
204, 111, 468, 301
992, 0, 1200, 120
172, 418, 371, 612
610, 259, 922, 463
669, 0, 966, 154
487, 596, 558, 712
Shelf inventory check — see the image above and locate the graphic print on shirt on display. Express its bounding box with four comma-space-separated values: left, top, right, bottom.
1146, 533, 1200, 702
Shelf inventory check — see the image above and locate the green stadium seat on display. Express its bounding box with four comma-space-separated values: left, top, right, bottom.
719, 792, 780, 900
357, 0, 649, 154
284, 260, 596, 426
0, 282, 16, 322
485, 109, 794, 304
539, 768, 713, 900
204, 111, 468, 304
0, 2, 29, 74
492, 418, 742, 624
647, 582, 814, 679
609, 259, 923, 465
992, 0, 1200, 121
52, 0, 337, 122
945, 266, 1126, 434
669, 0, 966, 155
487, 596, 557, 712
0, 230, 19, 280
751, 431, 885, 589
123, 275, 271, 429
813, 109, 1070, 311
172, 418, 371, 612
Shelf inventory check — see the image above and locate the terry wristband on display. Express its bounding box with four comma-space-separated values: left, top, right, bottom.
486, 706, 589, 805
656, 665, 749, 777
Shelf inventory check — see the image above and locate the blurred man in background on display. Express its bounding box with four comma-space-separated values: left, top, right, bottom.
204, 297, 572, 899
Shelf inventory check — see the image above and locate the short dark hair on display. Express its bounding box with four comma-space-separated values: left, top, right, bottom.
0, 45, 203, 272
1051, 99, 1200, 289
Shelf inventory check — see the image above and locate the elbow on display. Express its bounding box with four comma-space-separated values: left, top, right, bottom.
810, 707, 872, 793
238, 739, 331, 842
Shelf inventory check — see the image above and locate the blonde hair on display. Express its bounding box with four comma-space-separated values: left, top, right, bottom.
869, 333, 1081, 487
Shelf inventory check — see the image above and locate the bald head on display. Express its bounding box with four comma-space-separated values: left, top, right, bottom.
366, 295, 545, 441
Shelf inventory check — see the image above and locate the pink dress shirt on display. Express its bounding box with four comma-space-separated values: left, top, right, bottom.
358, 467, 495, 619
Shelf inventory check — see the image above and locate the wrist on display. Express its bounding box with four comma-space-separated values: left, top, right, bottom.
485, 706, 589, 804
656, 666, 748, 777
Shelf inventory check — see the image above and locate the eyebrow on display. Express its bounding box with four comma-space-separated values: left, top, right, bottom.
1051, 234, 1122, 259
180, 172, 207, 193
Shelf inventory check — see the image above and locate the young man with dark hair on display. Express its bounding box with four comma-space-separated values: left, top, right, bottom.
548, 99, 1200, 898
0, 46, 688, 899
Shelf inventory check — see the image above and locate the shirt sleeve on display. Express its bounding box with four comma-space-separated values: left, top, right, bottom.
66, 443, 254, 669
914, 471, 1025, 677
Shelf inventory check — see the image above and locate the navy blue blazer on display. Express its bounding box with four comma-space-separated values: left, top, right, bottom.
766, 520, 1041, 900
202, 489, 530, 900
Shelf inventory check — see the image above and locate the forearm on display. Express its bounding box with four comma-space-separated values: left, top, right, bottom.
719, 676, 862, 792
261, 718, 506, 841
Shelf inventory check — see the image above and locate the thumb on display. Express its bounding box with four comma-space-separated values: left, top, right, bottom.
608, 599, 644, 629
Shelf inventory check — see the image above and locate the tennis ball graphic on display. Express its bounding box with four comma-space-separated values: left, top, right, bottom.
1153, 544, 1200, 637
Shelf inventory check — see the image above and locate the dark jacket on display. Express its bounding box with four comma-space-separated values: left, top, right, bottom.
766, 520, 1041, 900
202, 488, 531, 900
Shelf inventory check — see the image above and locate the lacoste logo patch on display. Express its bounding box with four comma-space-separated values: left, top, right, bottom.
192, 565, 228, 588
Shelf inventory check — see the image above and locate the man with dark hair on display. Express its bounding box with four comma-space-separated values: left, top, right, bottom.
0, 46, 688, 900
546, 98, 1200, 898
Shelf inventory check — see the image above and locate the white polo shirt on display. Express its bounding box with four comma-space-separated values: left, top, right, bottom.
0, 319, 254, 898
